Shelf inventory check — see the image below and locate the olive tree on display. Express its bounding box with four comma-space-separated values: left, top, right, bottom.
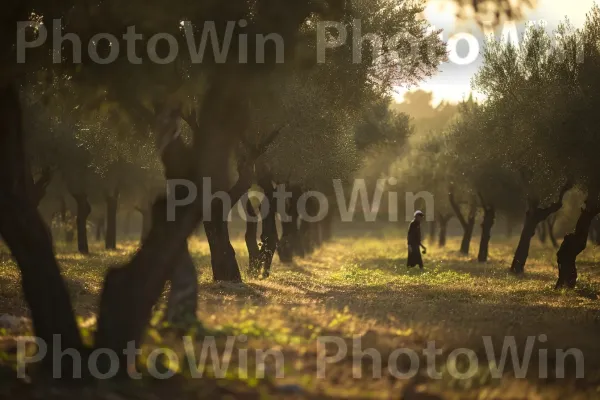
473, 24, 573, 274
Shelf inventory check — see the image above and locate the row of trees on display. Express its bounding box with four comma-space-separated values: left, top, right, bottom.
1, 0, 447, 374
398, 5, 600, 290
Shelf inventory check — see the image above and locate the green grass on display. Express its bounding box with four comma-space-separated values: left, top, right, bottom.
1, 234, 600, 399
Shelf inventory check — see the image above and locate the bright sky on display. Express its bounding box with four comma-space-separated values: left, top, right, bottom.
395, 0, 598, 106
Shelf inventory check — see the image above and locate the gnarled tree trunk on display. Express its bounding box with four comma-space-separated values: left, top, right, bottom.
478, 205, 495, 262
204, 201, 242, 282
511, 183, 571, 274
511, 211, 537, 274
555, 198, 600, 289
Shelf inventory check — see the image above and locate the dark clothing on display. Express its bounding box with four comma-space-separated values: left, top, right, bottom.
407, 220, 421, 246
407, 219, 423, 268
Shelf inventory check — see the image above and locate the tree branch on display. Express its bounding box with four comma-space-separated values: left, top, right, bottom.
449, 189, 468, 228
537, 180, 573, 221
240, 125, 286, 159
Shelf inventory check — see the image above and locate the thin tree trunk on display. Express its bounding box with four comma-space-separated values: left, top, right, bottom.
279, 187, 303, 262
460, 212, 476, 255
449, 191, 476, 255
437, 213, 450, 247
478, 205, 495, 262
105, 189, 119, 250
245, 197, 261, 277
257, 175, 278, 278
555, 198, 600, 289
72, 193, 91, 255
511, 211, 537, 274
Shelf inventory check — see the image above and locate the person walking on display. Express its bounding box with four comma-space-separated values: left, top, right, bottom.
407, 210, 427, 269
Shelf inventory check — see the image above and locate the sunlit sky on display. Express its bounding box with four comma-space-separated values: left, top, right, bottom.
394, 0, 598, 106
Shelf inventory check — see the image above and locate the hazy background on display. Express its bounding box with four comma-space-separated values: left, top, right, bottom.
395, 0, 598, 106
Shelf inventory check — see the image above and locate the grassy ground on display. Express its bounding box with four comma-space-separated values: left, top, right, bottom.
1, 233, 600, 399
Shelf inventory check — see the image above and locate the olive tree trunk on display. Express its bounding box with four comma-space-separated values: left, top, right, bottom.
449, 191, 476, 255
478, 205, 495, 262
0, 82, 84, 366
555, 198, 600, 289
256, 175, 278, 278
72, 193, 91, 254
278, 187, 302, 263
204, 201, 242, 282
511, 183, 571, 274
245, 197, 261, 276
437, 213, 452, 248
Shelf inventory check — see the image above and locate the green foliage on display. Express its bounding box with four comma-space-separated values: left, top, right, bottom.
472, 5, 600, 206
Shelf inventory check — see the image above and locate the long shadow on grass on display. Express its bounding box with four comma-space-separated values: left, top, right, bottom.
295, 282, 600, 374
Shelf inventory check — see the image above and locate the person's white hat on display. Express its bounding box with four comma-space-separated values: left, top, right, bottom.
414, 210, 425, 217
